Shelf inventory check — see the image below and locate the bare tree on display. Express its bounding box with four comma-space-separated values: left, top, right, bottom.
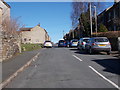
71, 1, 107, 29
2, 17, 24, 35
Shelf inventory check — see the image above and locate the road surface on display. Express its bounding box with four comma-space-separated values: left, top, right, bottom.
5, 47, 120, 88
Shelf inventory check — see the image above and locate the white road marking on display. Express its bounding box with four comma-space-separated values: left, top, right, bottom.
72, 55, 83, 61
89, 66, 120, 90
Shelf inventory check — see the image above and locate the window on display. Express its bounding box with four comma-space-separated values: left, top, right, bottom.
24, 38, 27, 41
108, 12, 111, 21
95, 38, 108, 42
114, 25, 116, 31
113, 9, 116, 18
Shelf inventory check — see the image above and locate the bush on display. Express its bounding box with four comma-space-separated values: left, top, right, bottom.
92, 31, 120, 38
98, 23, 108, 32
92, 31, 120, 51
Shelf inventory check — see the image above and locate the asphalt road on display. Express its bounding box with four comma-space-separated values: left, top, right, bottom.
5, 47, 120, 89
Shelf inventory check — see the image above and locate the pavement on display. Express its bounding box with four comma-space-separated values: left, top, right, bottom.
111, 51, 120, 59
2, 48, 44, 82
2, 47, 120, 89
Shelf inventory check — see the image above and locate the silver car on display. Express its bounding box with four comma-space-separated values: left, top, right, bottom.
70, 39, 78, 47
85, 37, 111, 55
77, 37, 90, 50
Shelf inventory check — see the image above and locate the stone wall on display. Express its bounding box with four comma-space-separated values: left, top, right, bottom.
0, 30, 21, 62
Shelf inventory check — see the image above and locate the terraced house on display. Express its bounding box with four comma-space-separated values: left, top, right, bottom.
98, 1, 120, 31
20, 24, 50, 44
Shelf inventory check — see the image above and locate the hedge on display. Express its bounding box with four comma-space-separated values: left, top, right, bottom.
92, 31, 120, 51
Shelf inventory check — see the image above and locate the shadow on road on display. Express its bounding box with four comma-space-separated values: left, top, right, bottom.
92, 58, 120, 75
69, 48, 78, 51
69, 48, 108, 55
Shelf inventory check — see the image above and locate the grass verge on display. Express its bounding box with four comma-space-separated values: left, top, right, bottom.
21, 44, 43, 52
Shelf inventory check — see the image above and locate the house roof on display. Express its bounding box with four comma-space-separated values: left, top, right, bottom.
20, 28, 32, 31
1, 0, 11, 8
98, 2, 119, 17
20, 24, 48, 34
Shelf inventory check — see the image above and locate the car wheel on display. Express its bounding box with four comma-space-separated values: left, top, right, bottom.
107, 51, 111, 55
89, 48, 93, 54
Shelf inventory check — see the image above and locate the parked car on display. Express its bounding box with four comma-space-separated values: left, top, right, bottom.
85, 37, 111, 55
44, 41, 53, 48
77, 37, 90, 50
58, 40, 67, 47
69, 39, 78, 47
65, 40, 70, 47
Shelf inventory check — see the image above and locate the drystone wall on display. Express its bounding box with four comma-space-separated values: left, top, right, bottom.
0, 29, 21, 62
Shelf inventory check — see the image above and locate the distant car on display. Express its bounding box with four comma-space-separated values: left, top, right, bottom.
85, 37, 111, 55
58, 40, 67, 47
70, 39, 78, 47
65, 40, 70, 47
44, 41, 53, 48
77, 37, 90, 50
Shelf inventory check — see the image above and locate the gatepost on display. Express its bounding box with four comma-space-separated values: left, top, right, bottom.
0, 7, 2, 89
118, 37, 120, 88
118, 37, 120, 54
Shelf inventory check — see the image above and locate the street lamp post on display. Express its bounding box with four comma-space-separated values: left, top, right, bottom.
94, 5, 97, 35
90, 2, 92, 37
72, 30, 74, 39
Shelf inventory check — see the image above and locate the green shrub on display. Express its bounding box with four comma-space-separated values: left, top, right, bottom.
98, 23, 108, 32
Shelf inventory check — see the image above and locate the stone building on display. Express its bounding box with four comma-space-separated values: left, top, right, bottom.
0, 0, 10, 22
20, 24, 50, 44
0, 0, 11, 62
0, 0, 21, 62
98, 1, 120, 31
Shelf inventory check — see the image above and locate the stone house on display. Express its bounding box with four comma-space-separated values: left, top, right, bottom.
0, 0, 10, 22
20, 24, 50, 44
0, 0, 22, 62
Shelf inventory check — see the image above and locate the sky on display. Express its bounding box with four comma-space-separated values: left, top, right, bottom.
7, 2, 114, 43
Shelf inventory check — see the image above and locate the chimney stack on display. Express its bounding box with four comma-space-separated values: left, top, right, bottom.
37, 23, 40, 27
114, 0, 120, 3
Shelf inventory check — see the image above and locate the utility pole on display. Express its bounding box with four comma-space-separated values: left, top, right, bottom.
73, 30, 74, 39
63, 30, 64, 39
89, 2, 92, 37
94, 5, 97, 35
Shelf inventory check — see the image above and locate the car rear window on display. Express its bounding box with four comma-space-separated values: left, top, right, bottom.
83, 39, 89, 43
45, 41, 51, 42
95, 38, 108, 42
72, 40, 78, 42
59, 40, 64, 43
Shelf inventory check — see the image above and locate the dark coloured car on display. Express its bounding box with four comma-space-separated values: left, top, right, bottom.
64, 40, 70, 47
58, 40, 67, 47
